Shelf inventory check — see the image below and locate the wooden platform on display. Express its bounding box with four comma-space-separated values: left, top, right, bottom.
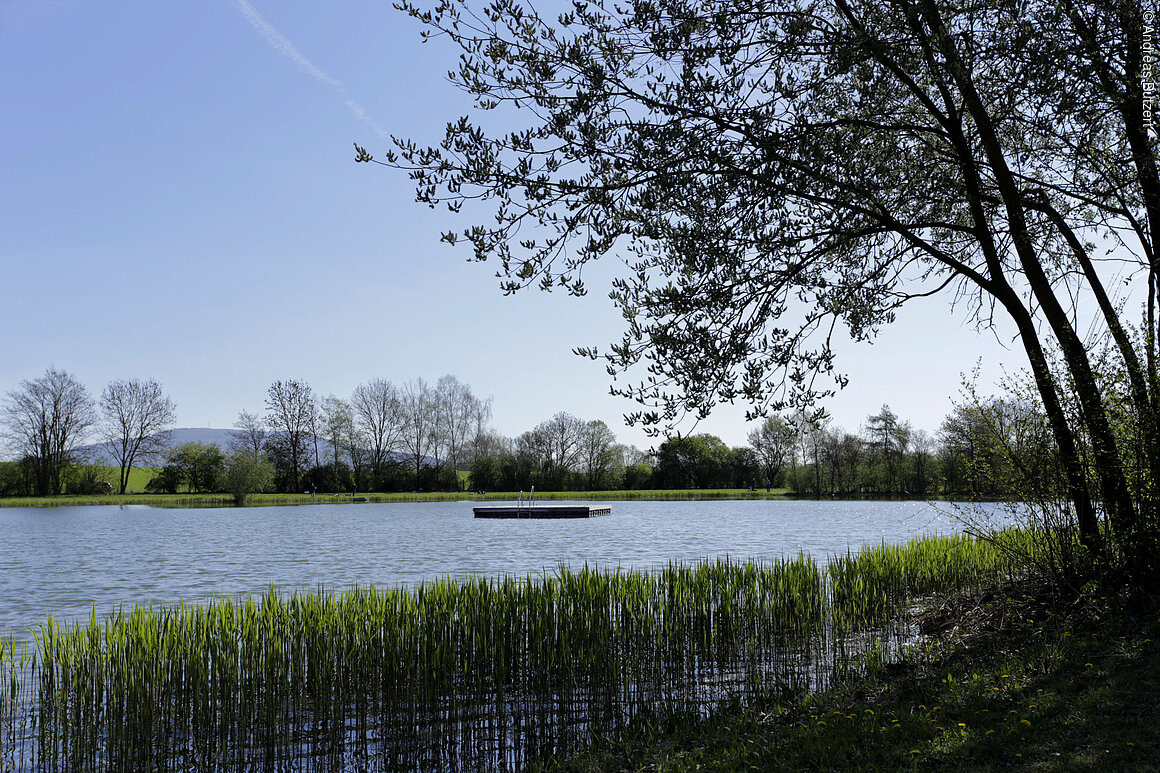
473, 505, 612, 519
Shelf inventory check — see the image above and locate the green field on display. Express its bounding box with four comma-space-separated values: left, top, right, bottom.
91, 465, 158, 493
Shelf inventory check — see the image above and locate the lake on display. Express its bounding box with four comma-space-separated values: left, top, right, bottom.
0, 498, 987, 639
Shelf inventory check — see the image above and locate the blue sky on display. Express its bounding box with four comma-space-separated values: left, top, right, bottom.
1, 0, 1027, 451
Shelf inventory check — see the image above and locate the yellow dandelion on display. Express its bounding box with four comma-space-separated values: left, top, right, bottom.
865, 709, 875, 715
986, 730, 995, 736
1021, 719, 1032, 727
958, 723, 967, 727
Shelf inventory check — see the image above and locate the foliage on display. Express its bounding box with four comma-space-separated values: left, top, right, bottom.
152, 442, 226, 494
224, 449, 275, 506
62, 465, 112, 496
622, 461, 654, 490
748, 416, 797, 489
377, 0, 1160, 590
653, 434, 733, 489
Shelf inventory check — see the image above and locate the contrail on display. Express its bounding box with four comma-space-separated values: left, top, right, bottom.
231, 0, 389, 138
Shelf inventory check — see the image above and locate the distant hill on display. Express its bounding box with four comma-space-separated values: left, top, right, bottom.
76, 428, 420, 467
77, 428, 244, 465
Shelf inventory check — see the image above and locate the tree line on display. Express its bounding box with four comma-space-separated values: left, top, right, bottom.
514, 401, 1061, 497
1, 366, 1058, 499
0, 369, 492, 498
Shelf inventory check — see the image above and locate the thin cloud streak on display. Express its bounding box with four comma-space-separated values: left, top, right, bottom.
231, 0, 389, 137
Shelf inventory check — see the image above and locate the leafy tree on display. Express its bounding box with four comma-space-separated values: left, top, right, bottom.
748, 416, 797, 489
99, 378, 176, 494
145, 465, 183, 495
622, 461, 654, 490
865, 405, 912, 493
64, 465, 112, 496
468, 452, 502, 492
728, 446, 762, 489
0, 461, 31, 497
378, 0, 1160, 585
163, 442, 225, 494
1, 368, 95, 495
578, 419, 621, 489
908, 429, 940, 496
654, 434, 731, 489
225, 449, 275, 506
303, 461, 353, 494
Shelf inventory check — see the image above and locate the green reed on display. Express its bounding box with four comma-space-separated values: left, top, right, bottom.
0, 531, 1022, 771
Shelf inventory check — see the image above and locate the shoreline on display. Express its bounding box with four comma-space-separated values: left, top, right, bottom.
0, 490, 1013, 509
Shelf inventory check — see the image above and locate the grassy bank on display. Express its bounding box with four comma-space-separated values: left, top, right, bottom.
552, 586, 1160, 772
0, 532, 1028, 770
0, 488, 794, 508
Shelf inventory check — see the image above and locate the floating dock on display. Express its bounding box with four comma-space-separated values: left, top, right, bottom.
473, 505, 612, 519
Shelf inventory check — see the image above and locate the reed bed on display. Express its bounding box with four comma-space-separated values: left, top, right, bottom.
0, 532, 1023, 771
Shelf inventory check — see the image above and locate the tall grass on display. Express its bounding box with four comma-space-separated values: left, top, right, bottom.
0, 532, 1026, 770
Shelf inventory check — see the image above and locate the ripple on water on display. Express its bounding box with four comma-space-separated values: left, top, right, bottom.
0, 498, 990, 638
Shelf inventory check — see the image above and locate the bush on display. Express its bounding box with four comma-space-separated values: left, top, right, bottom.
225, 450, 275, 506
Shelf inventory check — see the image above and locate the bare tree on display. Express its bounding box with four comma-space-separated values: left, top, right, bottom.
524, 412, 587, 488
320, 395, 354, 469
434, 375, 491, 484
99, 378, 176, 494
264, 379, 316, 492
399, 379, 436, 477
2, 368, 96, 495
352, 378, 405, 483
230, 409, 267, 455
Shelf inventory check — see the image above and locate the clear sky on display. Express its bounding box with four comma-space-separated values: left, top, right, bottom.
1, 0, 1028, 452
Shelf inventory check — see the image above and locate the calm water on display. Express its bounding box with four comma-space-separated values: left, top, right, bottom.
0, 499, 976, 639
